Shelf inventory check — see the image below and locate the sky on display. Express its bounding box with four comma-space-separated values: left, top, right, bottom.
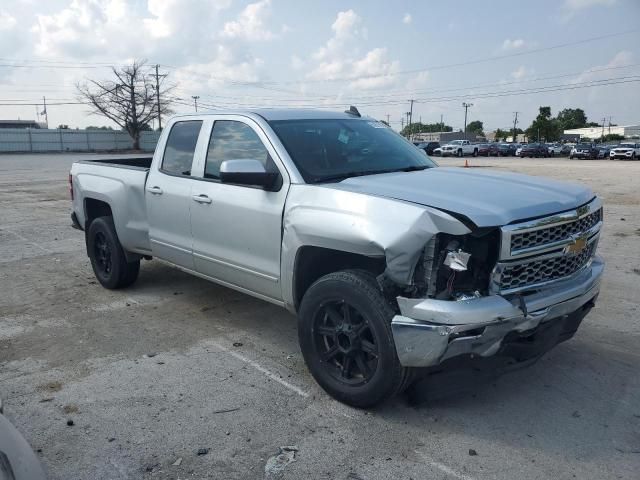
0, 0, 639, 132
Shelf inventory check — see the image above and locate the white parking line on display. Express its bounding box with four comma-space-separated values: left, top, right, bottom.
415, 451, 477, 480
211, 341, 309, 398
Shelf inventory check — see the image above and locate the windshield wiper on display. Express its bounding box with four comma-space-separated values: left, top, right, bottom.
314, 165, 430, 183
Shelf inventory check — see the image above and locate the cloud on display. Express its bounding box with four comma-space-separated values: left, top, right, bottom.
0, 11, 17, 30
511, 66, 533, 79
563, 0, 616, 10
502, 38, 525, 50
222, 0, 276, 41
402, 13, 412, 24
306, 10, 398, 90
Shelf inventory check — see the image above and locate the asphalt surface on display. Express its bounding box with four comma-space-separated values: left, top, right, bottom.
1, 153, 639, 480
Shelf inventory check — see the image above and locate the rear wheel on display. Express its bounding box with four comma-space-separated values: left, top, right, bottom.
457, 149, 463, 157
298, 270, 409, 408
88, 216, 140, 289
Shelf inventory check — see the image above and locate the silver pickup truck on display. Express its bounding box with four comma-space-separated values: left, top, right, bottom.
70, 108, 604, 407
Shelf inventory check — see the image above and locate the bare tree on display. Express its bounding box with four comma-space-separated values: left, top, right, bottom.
77, 60, 173, 150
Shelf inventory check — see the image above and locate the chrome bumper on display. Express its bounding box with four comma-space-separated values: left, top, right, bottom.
391, 256, 604, 367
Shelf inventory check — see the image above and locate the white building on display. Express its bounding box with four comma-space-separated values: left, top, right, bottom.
564, 124, 640, 139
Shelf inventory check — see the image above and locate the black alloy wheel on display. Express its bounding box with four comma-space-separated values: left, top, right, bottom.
312, 300, 379, 386
93, 231, 113, 277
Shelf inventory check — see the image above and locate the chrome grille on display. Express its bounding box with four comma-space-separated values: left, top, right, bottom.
511, 208, 602, 252
493, 198, 602, 294
496, 242, 596, 291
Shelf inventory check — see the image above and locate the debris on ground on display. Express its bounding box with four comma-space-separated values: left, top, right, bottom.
172, 457, 183, 466
196, 448, 209, 456
469, 449, 478, 456
264, 446, 298, 477
63, 404, 79, 414
66, 419, 74, 426
232, 342, 243, 347
212, 407, 240, 414
572, 410, 581, 418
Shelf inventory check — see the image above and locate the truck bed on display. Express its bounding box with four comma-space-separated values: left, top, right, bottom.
78, 156, 153, 170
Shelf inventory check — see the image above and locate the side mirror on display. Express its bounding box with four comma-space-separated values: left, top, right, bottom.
219, 159, 279, 190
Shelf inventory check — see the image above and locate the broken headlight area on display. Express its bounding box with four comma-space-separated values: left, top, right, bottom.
410, 229, 500, 301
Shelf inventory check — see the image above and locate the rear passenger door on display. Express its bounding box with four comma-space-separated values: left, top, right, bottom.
146, 120, 206, 268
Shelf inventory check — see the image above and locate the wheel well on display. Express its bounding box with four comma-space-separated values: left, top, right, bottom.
84, 198, 112, 229
293, 246, 386, 311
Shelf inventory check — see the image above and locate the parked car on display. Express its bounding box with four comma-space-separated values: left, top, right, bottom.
440, 139, 478, 157
515, 145, 523, 157
609, 142, 640, 160
432, 146, 443, 156
519, 143, 549, 158
415, 141, 440, 155
547, 143, 564, 156
476, 143, 489, 156
596, 146, 611, 159
561, 144, 573, 155
70, 108, 604, 407
487, 143, 500, 156
569, 143, 598, 159
497, 143, 515, 156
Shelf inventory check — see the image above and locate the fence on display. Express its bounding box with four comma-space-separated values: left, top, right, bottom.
0, 128, 160, 153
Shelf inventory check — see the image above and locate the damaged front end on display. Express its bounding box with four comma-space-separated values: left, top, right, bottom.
389, 199, 604, 368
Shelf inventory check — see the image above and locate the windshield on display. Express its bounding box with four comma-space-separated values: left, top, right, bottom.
269, 118, 437, 183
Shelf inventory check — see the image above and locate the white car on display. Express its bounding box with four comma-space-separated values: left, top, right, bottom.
440, 140, 477, 157
547, 144, 563, 156
515, 146, 523, 157
609, 143, 640, 160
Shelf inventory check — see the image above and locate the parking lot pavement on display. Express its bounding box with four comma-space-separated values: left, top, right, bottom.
1, 153, 639, 480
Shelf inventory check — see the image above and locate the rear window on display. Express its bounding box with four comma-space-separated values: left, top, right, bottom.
161, 121, 203, 176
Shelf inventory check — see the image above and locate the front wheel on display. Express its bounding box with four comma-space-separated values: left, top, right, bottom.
298, 270, 409, 408
457, 149, 463, 157
87, 216, 140, 289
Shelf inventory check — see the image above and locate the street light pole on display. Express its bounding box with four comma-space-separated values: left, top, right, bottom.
192, 96, 200, 112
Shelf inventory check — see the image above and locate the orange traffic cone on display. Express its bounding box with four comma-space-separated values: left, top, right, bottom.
464, 158, 469, 168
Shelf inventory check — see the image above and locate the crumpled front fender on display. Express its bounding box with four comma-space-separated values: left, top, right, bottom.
280, 184, 470, 310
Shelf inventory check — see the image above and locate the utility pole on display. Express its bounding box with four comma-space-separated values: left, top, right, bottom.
405, 112, 411, 137
154, 64, 168, 130
192, 96, 200, 112
608, 116, 612, 135
601, 117, 607, 141
42, 96, 48, 128
401, 117, 404, 131
386, 114, 390, 125
462, 102, 473, 137
512, 111, 519, 143
408, 100, 415, 140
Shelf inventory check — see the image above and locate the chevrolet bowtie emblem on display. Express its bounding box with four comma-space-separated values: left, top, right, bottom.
564, 235, 588, 256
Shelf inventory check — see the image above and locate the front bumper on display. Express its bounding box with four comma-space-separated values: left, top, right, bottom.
610, 152, 633, 159
391, 256, 603, 367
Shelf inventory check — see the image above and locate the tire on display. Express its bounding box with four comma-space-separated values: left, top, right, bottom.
569, 155, 573, 159
473, 149, 478, 157
457, 149, 463, 157
87, 216, 140, 289
633, 152, 636, 160
298, 270, 409, 408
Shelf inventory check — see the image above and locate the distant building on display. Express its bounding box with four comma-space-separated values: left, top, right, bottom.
0, 120, 44, 129
564, 124, 640, 139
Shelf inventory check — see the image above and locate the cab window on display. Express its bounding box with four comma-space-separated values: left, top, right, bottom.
205, 120, 271, 179
161, 120, 203, 176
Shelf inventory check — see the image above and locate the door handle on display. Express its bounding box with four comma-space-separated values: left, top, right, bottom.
192, 194, 212, 204
147, 186, 163, 195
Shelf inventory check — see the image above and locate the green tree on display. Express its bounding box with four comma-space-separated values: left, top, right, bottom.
466, 120, 484, 136
526, 106, 561, 142
556, 108, 588, 130
603, 133, 624, 142
401, 122, 453, 136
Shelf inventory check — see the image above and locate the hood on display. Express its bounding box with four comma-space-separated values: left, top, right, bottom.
324, 167, 594, 227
